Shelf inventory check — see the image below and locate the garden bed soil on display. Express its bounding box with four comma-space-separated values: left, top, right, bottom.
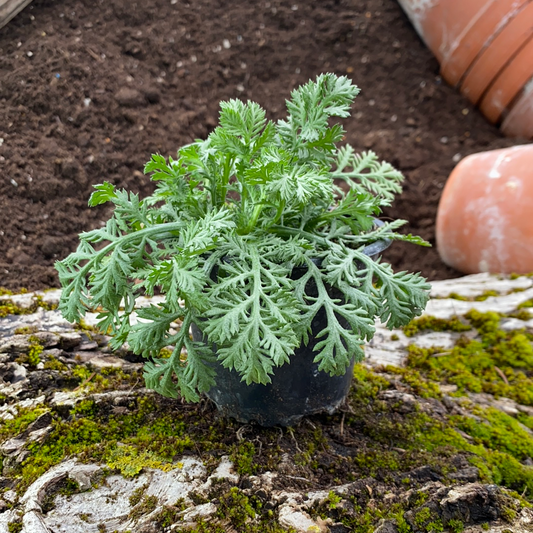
0, 0, 519, 291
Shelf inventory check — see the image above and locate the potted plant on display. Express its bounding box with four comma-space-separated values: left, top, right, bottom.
56, 73, 430, 426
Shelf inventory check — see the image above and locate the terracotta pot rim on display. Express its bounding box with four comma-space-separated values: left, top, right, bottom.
501, 76, 533, 138
460, 0, 533, 106
479, 33, 533, 124
440, 0, 528, 87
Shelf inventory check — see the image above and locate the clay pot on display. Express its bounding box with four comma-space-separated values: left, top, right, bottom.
436, 145, 533, 274
441, 0, 530, 87
396, 0, 493, 66
460, 1, 533, 105
397, 0, 533, 138
479, 36, 533, 124
501, 80, 533, 139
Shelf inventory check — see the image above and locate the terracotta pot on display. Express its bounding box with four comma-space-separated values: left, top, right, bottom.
441, 0, 529, 87
436, 145, 533, 274
479, 35, 533, 124
397, 0, 533, 138
460, 1, 533, 105
396, 0, 494, 65
501, 78, 533, 138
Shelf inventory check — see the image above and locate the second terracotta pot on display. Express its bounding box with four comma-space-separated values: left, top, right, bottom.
436, 145, 533, 274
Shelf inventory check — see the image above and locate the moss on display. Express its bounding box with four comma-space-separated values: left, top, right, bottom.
73, 319, 102, 337
43, 356, 68, 372
59, 477, 81, 497
13, 326, 38, 335
353, 450, 402, 478
158, 347, 173, 359
155, 504, 183, 528
517, 412, 533, 430
445, 293, 469, 301
7, 521, 22, 533
446, 519, 464, 533
128, 483, 149, 507
413, 506, 431, 527
454, 407, 533, 460
312, 496, 411, 533
217, 487, 257, 528
474, 290, 500, 301
324, 490, 343, 510
71, 365, 140, 394
507, 309, 533, 320
385, 366, 442, 398
352, 364, 391, 400
166, 486, 293, 532
129, 494, 158, 520
406, 310, 533, 406
414, 411, 533, 496
0, 296, 57, 318
9, 395, 197, 492
403, 316, 471, 337
1, 309, 530, 532
441, 290, 508, 302
27, 338, 43, 367
106, 445, 179, 477
0, 407, 48, 442
412, 491, 429, 507
517, 300, 533, 309
42, 477, 81, 512
230, 441, 256, 475
15, 337, 44, 368
293, 426, 327, 468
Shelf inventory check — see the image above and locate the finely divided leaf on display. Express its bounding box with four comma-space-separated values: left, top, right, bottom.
202, 240, 302, 384
89, 182, 117, 206
333, 147, 404, 206
293, 258, 374, 374
142, 314, 217, 401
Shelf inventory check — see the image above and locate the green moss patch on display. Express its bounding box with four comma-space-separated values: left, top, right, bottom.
0, 296, 57, 318
406, 310, 533, 405
403, 316, 471, 338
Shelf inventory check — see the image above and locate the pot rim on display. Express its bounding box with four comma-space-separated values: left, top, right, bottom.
360, 218, 391, 258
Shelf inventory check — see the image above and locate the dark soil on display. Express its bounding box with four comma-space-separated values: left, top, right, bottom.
0, 0, 519, 291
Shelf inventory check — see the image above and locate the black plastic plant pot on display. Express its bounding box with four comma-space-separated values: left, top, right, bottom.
193, 230, 391, 427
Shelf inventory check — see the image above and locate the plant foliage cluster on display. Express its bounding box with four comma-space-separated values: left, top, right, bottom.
56, 74, 430, 401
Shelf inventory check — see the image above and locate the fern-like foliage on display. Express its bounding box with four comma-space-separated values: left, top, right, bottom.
56, 73, 431, 402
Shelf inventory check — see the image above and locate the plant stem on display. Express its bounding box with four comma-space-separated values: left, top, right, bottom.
269, 225, 329, 246
239, 201, 264, 235
74, 222, 185, 279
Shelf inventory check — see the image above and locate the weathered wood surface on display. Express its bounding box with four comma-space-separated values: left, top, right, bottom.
0, 0, 33, 30
1, 273, 533, 532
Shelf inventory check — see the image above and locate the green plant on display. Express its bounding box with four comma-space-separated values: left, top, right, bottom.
56, 73, 430, 402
